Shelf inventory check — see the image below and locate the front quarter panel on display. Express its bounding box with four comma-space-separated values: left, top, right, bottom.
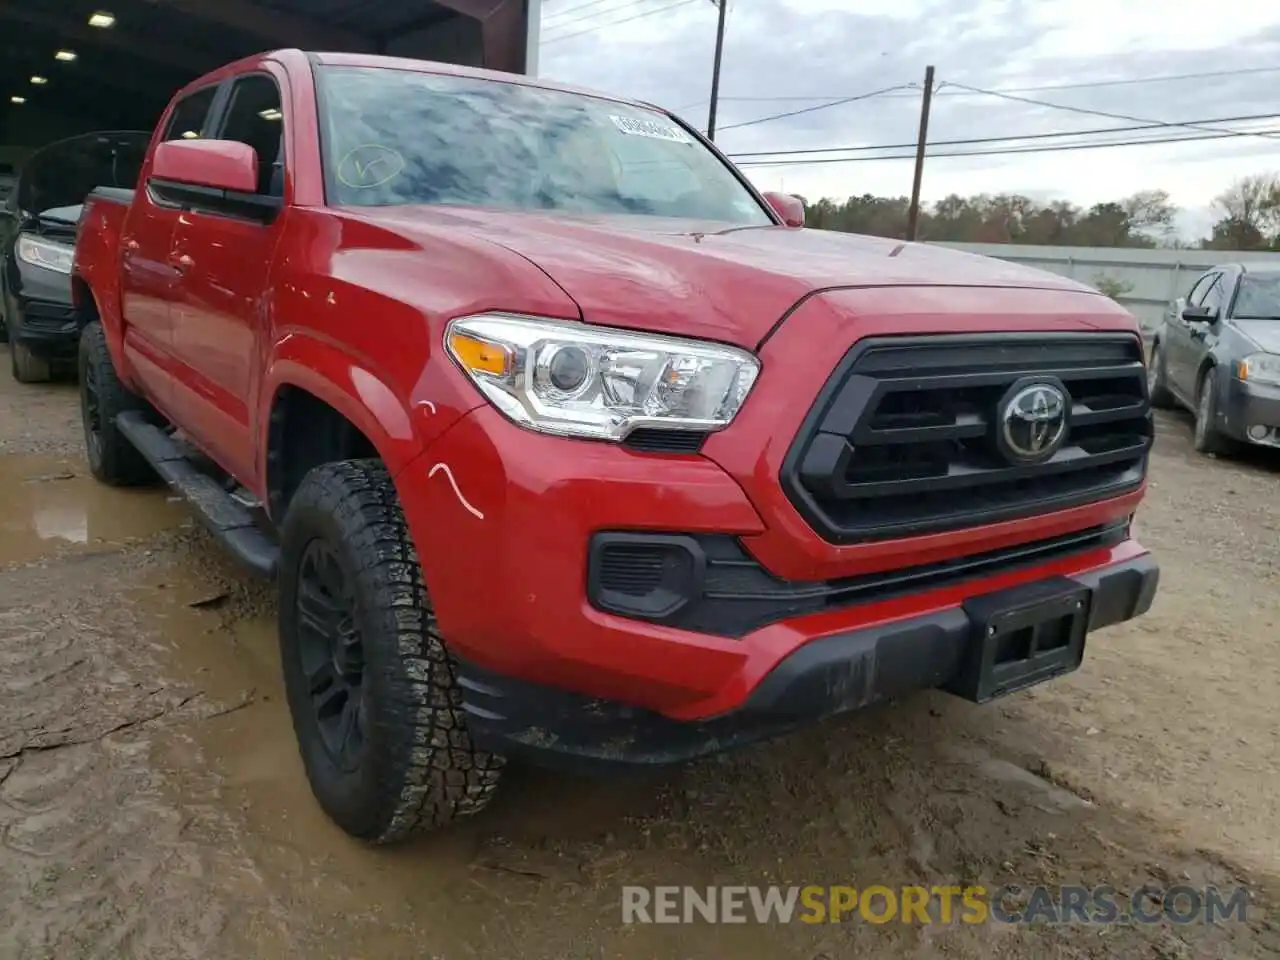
258, 208, 580, 488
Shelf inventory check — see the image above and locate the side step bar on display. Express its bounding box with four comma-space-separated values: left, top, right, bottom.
115, 411, 279, 577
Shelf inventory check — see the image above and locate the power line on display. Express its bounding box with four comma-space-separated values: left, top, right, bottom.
542, 0, 648, 33
725, 111, 1280, 159
672, 66, 1280, 109
543, 0, 631, 21
941, 79, 1280, 142
733, 126, 1280, 167
716, 84, 917, 132
543, 0, 700, 44
933, 66, 1280, 97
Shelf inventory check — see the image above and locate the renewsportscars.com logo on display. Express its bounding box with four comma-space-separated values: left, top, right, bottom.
621, 884, 1252, 926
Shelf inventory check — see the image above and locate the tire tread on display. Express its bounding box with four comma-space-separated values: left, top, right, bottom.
78, 322, 155, 485
11, 341, 52, 383
1148, 342, 1176, 410
280, 459, 503, 844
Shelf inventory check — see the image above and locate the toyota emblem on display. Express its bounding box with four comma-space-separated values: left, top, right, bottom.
998, 381, 1069, 463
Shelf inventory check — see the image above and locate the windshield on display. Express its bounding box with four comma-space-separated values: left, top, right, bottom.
315, 66, 771, 225
1233, 275, 1280, 319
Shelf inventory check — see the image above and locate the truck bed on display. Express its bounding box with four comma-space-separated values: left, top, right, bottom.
87, 186, 136, 206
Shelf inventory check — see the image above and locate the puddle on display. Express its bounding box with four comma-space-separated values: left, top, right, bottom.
126, 567, 704, 958
0, 454, 190, 566
16, 557, 1275, 959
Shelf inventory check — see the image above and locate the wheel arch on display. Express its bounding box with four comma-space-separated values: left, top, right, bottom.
72, 274, 130, 379
1196, 354, 1219, 396
263, 373, 397, 520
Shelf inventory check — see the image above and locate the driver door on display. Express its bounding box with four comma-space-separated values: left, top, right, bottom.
166, 70, 287, 483
1179, 273, 1228, 398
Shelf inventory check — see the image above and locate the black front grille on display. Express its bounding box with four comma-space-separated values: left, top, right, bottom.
782, 334, 1152, 543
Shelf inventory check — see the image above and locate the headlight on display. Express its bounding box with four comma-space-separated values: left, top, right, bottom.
1237, 353, 1280, 386
445, 313, 761, 441
16, 234, 74, 274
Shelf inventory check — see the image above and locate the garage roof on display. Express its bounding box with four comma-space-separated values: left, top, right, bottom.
0, 0, 530, 137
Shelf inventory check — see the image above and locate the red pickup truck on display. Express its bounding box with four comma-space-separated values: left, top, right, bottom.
73, 49, 1159, 844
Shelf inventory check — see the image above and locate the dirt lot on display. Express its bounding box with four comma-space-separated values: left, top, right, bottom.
0, 350, 1277, 960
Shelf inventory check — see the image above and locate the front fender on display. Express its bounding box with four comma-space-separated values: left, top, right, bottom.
260, 334, 483, 482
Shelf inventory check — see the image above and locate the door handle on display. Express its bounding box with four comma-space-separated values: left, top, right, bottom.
123, 239, 140, 253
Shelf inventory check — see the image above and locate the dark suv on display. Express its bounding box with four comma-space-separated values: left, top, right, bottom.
0, 132, 147, 381
1149, 261, 1280, 454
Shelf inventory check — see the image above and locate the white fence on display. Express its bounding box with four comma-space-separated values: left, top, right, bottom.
932, 242, 1280, 333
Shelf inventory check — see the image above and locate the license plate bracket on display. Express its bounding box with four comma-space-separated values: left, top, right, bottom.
946, 577, 1092, 704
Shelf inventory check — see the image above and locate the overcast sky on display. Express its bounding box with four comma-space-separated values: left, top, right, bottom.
538, 0, 1280, 238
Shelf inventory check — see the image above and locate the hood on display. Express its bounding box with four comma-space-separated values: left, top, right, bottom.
37, 204, 82, 225
351, 206, 1100, 348
1233, 319, 1280, 354
17, 130, 148, 217
25, 204, 82, 242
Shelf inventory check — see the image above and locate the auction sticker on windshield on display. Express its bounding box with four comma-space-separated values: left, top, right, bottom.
609, 115, 691, 144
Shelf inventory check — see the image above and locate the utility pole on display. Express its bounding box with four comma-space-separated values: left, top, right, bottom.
906, 64, 935, 242
706, 0, 728, 141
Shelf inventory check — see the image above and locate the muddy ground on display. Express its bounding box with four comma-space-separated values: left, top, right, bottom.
0, 351, 1277, 960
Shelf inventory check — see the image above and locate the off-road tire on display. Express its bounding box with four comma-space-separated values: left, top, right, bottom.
278, 459, 504, 844
78, 322, 155, 485
10, 340, 52, 383
1193, 366, 1234, 456
1147, 341, 1176, 409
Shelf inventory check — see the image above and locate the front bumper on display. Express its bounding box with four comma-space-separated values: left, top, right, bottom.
396, 405, 1155, 724
7, 297, 78, 355
4, 258, 77, 355
1225, 377, 1280, 444
456, 552, 1158, 771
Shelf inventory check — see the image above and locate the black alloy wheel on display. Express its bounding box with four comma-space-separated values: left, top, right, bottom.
277, 459, 504, 843
81, 348, 103, 463
295, 538, 367, 771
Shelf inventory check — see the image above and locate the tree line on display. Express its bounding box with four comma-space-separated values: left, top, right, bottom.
797, 174, 1280, 250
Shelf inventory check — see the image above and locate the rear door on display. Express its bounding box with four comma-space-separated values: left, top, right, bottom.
166, 70, 288, 482
1166, 270, 1216, 402
120, 83, 223, 407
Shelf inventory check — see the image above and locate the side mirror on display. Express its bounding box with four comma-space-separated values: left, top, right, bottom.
151, 139, 258, 194
762, 191, 805, 228
1181, 304, 1218, 325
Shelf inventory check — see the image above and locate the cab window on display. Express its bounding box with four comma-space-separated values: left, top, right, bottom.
215, 74, 285, 197
162, 86, 219, 142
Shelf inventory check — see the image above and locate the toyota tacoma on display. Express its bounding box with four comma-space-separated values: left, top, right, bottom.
73, 50, 1159, 844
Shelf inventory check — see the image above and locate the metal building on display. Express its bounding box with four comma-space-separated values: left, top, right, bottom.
0, 0, 541, 167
